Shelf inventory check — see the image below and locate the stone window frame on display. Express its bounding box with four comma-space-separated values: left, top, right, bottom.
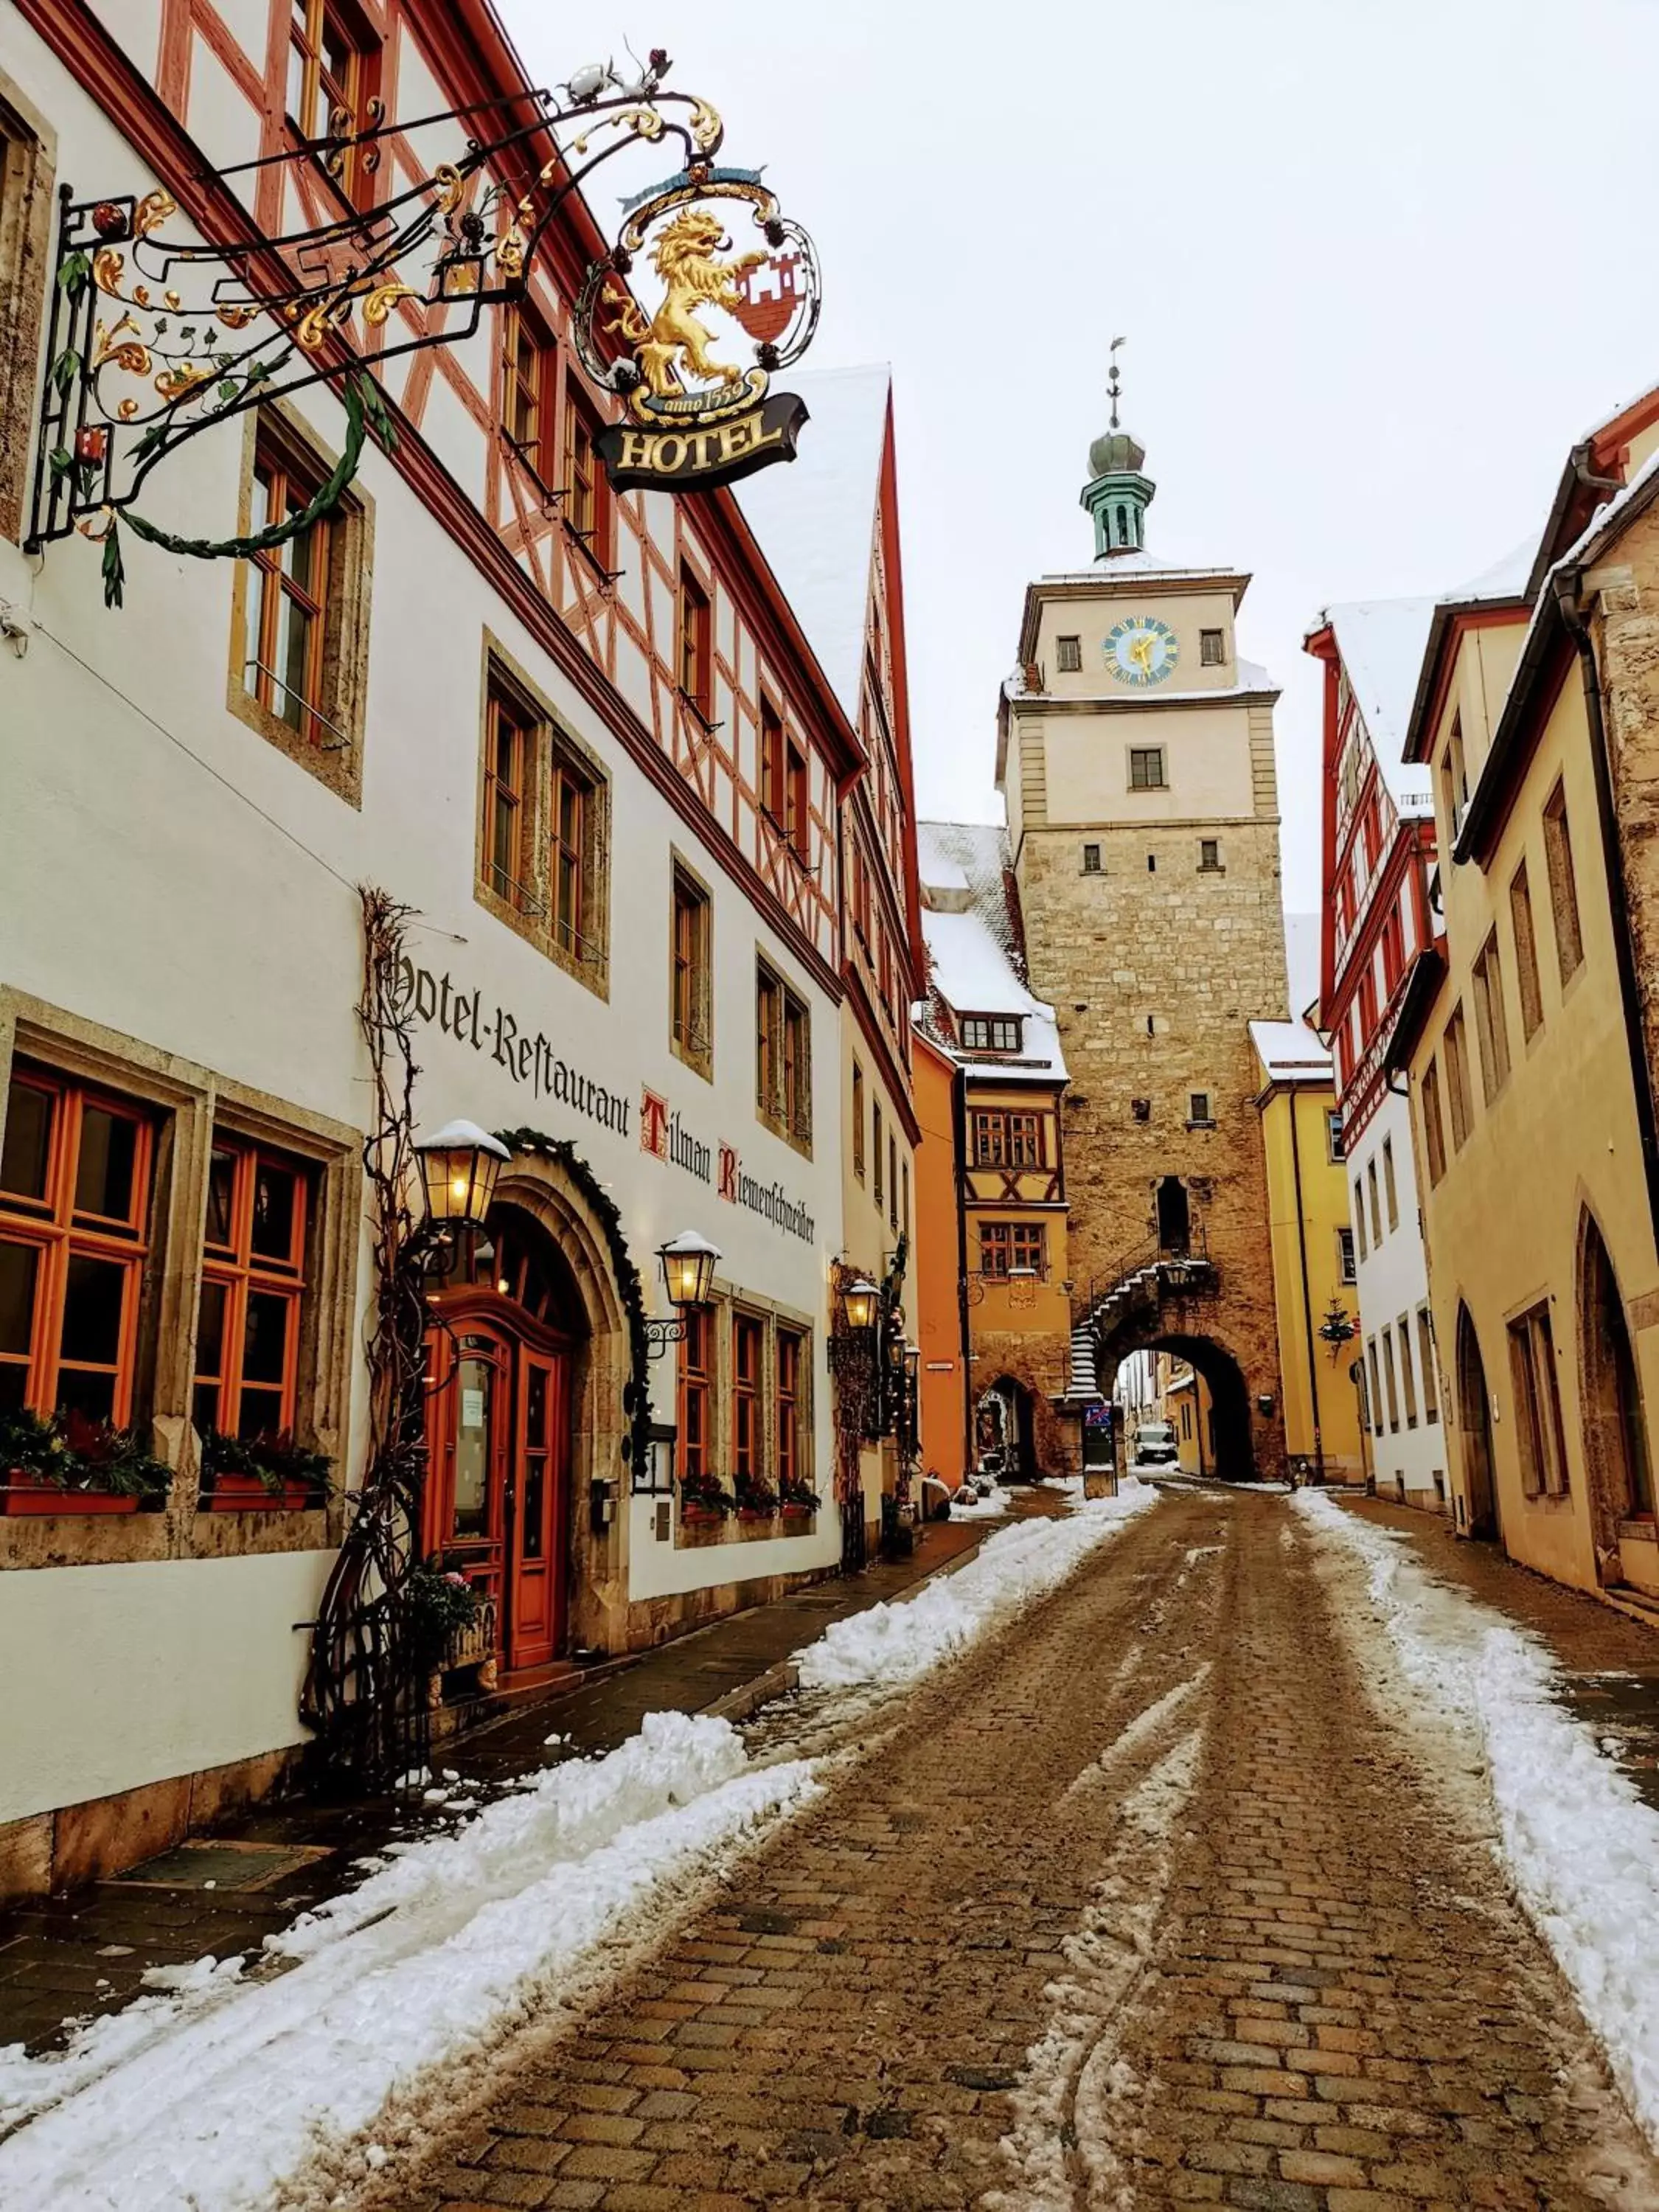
1198, 838, 1223, 873
673, 1281, 815, 1531
1186, 1092, 1214, 1130
1199, 627, 1227, 667
0, 71, 55, 549
1127, 744, 1167, 793
1081, 843, 1102, 874
754, 954, 813, 1158
225, 400, 375, 807
1054, 634, 1082, 673
0, 989, 361, 1571
669, 848, 714, 1082
473, 631, 612, 1001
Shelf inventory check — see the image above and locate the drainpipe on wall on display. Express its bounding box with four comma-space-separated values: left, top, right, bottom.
1556, 573, 1659, 1251
950, 1062, 974, 1481
1287, 1086, 1326, 1484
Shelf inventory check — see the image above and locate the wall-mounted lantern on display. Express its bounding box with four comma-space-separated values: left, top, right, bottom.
841, 1276, 881, 1332
413, 1120, 510, 1233
645, 1230, 721, 1357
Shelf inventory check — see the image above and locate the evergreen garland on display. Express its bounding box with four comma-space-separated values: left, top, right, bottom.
97, 371, 396, 609
493, 1127, 655, 1484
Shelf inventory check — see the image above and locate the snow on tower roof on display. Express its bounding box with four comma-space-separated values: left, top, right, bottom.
734, 364, 891, 727
1323, 597, 1437, 815
916, 820, 1067, 1082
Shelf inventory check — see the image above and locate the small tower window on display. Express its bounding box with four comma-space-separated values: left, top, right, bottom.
1056, 635, 1082, 672
1199, 838, 1221, 872
1082, 843, 1102, 874
1200, 629, 1225, 667
1116, 502, 1129, 544
1129, 746, 1166, 790
1147, 854, 1157, 873
1189, 1093, 1214, 1127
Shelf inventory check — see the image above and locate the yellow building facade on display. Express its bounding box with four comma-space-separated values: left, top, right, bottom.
1391, 385, 1659, 1602
1250, 1023, 1366, 1484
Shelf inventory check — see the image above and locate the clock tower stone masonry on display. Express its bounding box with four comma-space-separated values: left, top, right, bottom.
996, 416, 1290, 1478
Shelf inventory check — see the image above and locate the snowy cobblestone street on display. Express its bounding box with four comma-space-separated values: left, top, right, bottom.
354, 1491, 1659, 2212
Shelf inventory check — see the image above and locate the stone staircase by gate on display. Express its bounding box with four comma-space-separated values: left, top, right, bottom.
1064, 1233, 1219, 1402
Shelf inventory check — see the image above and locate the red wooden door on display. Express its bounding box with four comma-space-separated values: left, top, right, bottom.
425, 1325, 511, 1646
507, 1345, 568, 1669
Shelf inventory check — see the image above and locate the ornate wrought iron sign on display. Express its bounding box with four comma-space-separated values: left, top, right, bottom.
27, 49, 821, 599
573, 170, 819, 492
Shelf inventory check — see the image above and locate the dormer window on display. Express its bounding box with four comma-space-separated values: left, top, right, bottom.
960, 1015, 1022, 1055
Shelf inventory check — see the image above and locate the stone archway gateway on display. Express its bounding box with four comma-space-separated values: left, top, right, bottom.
1101, 1332, 1258, 1481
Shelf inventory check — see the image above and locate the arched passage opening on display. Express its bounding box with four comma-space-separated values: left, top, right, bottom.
422, 1201, 591, 1676
1102, 1332, 1255, 1481
975, 1375, 1039, 1483
1579, 1211, 1652, 1576
1455, 1304, 1498, 1541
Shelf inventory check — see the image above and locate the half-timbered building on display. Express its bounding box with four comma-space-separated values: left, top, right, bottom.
0, 0, 917, 1896
1304, 597, 1446, 1507
915, 821, 1072, 1482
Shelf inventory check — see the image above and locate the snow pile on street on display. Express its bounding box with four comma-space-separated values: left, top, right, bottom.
1297, 1490, 1659, 2152
0, 1714, 817, 2211
799, 1477, 1158, 1696
949, 1480, 1011, 1521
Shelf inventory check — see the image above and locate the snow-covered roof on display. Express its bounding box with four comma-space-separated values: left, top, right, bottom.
1036, 550, 1245, 585
734, 364, 891, 727
1323, 597, 1436, 814
1250, 1017, 1332, 1085
915, 819, 1067, 1083
1441, 539, 1532, 605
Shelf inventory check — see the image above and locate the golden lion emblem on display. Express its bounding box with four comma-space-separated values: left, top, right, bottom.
606, 207, 766, 400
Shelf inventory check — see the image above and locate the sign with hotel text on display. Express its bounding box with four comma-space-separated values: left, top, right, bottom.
596, 392, 807, 492
639, 1087, 815, 1245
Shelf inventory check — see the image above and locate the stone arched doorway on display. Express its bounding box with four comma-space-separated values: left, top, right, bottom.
1455, 1304, 1498, 1540
1156, 1176, 1192, 1256
975, 1376, 1039, 1482
423, 1147, 636, 1668
1579, 1211, 1652, 1581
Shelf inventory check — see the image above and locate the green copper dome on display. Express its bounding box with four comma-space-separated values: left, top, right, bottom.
1088, 425, 1146, 479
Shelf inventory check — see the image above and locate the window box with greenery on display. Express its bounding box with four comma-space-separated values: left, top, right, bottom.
679, 1470, 737, 1523
734, 1474, 779, 1520
199, 1427, 332, 1512
0, 1407, 171, 1515
779, 1477, 820, 1518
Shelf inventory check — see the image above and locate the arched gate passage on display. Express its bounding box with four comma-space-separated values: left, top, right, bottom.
1102, 1331, 1258, 1482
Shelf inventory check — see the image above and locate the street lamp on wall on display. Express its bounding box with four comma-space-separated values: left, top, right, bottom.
645, 1230, 721, 1357
841, 1276, 880, 1332
413, 1120, 510, 1233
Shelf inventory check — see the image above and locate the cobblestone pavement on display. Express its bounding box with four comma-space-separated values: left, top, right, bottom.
370, 1488, 1659, 2211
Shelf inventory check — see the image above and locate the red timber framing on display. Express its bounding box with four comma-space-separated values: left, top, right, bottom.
836, 383, 925, 1147
15, 0, 864, 1001
1307, 622, 1439, 1150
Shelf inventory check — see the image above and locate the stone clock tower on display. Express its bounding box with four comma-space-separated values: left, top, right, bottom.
995, 408, 1290, 1478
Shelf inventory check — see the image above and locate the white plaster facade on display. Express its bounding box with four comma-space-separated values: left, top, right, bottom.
0, 0, 903, 1872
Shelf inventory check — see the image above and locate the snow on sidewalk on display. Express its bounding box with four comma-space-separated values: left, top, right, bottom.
1297, 1489, 1659, 2154
0, 1483, 1160, 2211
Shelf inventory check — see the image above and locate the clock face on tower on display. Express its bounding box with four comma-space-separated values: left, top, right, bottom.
1105, 615, 1179, 688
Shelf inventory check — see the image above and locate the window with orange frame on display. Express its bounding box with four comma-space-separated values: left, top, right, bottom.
192, 1135, 311, 1450
0, 1065, 155, 1426
777, 1328, 803, 1495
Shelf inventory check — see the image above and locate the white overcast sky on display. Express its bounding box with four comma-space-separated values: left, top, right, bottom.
503, 0, 1659, 910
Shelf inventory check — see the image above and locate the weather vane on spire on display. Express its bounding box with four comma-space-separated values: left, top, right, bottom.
1107, 334, 1127, 430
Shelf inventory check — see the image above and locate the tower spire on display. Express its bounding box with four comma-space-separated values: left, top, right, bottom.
1082, 335, 1154, 560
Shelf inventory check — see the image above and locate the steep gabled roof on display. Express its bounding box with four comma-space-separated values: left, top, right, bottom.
1321, 597, 1436, 815
734, 364, 893, 727
915, 820, 1067, 1084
